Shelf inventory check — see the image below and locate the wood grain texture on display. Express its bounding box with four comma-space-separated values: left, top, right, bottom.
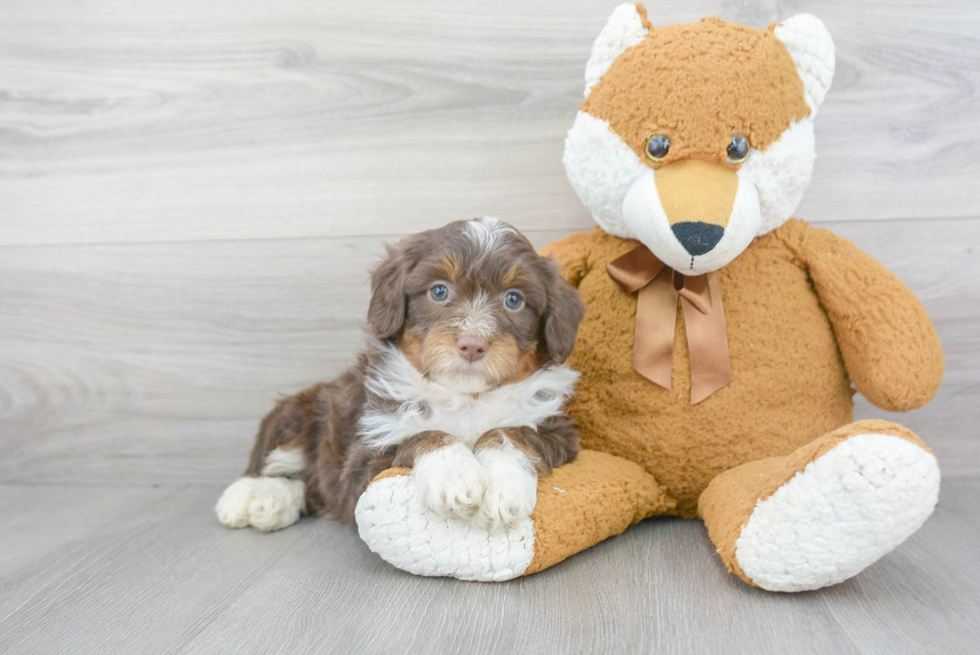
1, 2, 978, 651
1, 220, 977, 483
0, 0, 978, 247
1, 480, 977, 654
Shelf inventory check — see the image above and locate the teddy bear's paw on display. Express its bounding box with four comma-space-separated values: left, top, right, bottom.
474, 447, 539, 531
215, 476, 306, 532
412, 442, 489, 521
355, 471, 535, 582
735, 433, 940, 592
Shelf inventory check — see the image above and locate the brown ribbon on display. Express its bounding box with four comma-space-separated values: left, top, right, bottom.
606, 245, 731, 404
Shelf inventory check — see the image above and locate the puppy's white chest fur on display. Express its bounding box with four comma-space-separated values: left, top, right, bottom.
359, 345, 578, 448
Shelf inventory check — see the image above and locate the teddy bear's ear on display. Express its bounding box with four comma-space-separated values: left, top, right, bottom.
773, 14, 836, 117
583, 3, 650, 97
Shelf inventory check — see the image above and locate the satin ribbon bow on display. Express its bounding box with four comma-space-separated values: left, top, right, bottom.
606, 245, 731, 404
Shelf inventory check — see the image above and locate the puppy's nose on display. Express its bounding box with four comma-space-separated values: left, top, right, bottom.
457, 335, 489, 362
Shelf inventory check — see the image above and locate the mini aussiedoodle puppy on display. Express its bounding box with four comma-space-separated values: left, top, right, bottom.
216, 217, 585, 534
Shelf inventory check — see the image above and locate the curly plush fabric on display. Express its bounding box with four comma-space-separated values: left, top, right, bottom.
356, 7, 944, 590
356, 468, 535, 582
356, 451, 674, 580
542, 220, 942, 517
698, 419, 939, 589
581, 15, 810, 167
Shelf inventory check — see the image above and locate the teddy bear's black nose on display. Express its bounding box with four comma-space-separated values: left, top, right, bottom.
671, 222, 724, 256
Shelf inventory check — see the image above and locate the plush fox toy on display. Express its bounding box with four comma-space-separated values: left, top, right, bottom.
355, 4, 945, 591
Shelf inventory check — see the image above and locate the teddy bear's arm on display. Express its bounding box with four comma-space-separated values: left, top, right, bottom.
537, 231, 595, 287
800, 224, 944, 412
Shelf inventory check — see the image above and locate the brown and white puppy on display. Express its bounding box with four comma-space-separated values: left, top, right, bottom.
216, 217, 585, 533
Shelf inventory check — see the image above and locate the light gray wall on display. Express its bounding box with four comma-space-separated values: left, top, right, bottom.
1, 0, 977, 482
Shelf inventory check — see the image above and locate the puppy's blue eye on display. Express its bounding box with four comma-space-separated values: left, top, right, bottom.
430, 285, 449, 302
504, 292, 523, 310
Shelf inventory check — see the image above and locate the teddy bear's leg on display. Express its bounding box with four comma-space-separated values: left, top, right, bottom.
698, 419, 940, 592
355, 450, 673, 581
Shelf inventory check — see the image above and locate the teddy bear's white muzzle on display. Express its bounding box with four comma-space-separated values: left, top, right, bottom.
622, 167, 762, 275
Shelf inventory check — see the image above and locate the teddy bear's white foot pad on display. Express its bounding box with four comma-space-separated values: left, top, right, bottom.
216, 476, 306, 532
355, 474, 535, 582
735, 434, 940, 592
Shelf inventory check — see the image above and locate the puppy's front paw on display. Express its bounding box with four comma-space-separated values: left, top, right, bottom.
413, 442, 488, 520
475, 446, 538, 531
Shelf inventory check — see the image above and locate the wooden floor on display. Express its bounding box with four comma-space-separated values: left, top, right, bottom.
0, 480, 977, 654
2, 1, 979, 653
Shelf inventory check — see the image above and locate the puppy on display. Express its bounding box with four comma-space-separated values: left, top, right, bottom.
216, 217, 585, 533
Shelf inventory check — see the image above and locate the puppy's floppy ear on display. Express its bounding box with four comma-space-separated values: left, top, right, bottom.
541, 259, 585, 363
368, 242, 414, 340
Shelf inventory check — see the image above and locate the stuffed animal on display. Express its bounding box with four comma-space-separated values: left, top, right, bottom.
355, 3, 944, 591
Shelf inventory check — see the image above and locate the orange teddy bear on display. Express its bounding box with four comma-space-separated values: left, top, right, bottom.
356, 4, 944, 591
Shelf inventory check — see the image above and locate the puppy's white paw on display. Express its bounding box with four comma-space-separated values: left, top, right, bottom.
216, 478, 254, 528
413, 443, 488, 520
215, 476, 306, 532
475, 443, 538, 531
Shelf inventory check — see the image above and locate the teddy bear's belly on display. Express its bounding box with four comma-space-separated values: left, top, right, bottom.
566, 247, 853, 518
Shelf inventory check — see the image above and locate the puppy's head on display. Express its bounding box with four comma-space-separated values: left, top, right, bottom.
368, 217, 584, 393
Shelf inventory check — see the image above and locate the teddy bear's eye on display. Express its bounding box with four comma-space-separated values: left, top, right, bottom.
727, 134, 750, 163
646, 135, 670, 162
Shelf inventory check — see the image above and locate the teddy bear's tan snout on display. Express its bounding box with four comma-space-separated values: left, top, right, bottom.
654, 160, 739, 257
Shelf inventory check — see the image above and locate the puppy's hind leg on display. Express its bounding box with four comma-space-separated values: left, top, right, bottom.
216, 475, 306, 532
217, 389, 317, 532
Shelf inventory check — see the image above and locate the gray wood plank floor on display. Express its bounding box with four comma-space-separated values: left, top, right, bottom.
1, 480, 978, 654
2, 1, 979, 652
